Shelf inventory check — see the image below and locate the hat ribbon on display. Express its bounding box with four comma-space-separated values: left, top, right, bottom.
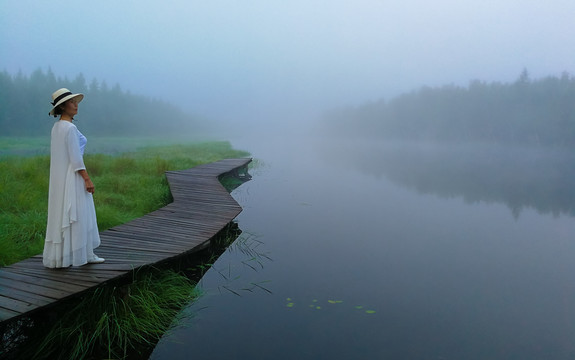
51, 91, 73, 106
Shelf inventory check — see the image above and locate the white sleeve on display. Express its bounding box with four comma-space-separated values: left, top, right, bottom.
66, 126, 86, 172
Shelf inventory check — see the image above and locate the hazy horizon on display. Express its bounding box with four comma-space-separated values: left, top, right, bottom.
2, 1, 574, 129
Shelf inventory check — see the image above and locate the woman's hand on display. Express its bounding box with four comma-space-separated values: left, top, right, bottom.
84, 178, 95, 194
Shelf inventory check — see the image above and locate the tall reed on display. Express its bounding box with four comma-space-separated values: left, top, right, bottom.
7, 268, 200, 360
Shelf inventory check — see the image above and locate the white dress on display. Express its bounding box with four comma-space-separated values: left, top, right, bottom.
43, 120, 101, 268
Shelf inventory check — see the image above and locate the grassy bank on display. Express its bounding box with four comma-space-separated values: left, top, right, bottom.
0, 139, 250, 266
1, 138, 251, 359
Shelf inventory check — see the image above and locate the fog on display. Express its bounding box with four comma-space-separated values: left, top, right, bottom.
3, 3, 575, 357
2, 0, 575, 132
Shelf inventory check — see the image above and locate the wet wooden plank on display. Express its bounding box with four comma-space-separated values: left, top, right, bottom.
0, 276, 75, 300
5, 268, 106, 287
0, 306, 20, 319
0, 286, 54, 308
0, 295, 39, 314
0, 270, 87, 294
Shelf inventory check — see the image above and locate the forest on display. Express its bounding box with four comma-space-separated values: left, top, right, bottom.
0, 68, 207, 137
323, 70, 575, 147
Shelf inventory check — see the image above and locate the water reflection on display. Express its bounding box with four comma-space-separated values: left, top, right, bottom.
151, 134, 575, 360
318, 139, 575, 218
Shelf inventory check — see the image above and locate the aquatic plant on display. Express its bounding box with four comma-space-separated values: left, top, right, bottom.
285, 297, 376, 314
13, 268, 200, 360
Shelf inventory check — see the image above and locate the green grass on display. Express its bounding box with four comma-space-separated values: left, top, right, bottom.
0, 139, 250, 266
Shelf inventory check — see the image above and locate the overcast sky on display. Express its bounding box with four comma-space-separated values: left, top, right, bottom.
2, 0, 574, 126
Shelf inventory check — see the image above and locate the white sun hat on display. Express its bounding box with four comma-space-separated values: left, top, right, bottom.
49, 88, 84, 116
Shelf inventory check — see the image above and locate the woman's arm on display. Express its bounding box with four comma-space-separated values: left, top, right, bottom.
65, 126, 93, 194
77, 169, 95, 194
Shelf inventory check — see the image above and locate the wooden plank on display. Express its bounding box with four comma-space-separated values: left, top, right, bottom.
99, 234, 195, 251
86, 252, 163, 263
0, 276, 74, 300
8, 267, 114, 286
0, 296, 36, 314
6, 270, 104, 287
118, 215, 229, 231
7, 261, 124, 277
0, 270, 87, 293
108, 224, 220, 242
0, 286, 54, 307
152, 207, 240, 220
103, 227, 208, 245
0, 306, 21, 320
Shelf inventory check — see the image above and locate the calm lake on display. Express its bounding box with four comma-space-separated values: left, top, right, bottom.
151, 133, 575, 360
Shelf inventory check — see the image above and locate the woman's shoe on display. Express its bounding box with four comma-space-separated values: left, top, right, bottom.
88, 255, 105, 264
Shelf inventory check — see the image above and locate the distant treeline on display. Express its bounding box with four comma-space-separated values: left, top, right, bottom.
0, 68, 205, 137
323, 70, 575, 147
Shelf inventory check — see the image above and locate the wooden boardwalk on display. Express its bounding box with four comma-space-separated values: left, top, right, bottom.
0, 158, 252, 323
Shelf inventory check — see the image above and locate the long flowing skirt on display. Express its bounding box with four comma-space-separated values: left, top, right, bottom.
43, 179, 101, 268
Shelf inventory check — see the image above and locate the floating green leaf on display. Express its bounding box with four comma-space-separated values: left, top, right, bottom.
285, 298, 375, 315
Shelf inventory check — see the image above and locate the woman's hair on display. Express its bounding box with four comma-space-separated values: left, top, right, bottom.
52, 102, 66, 118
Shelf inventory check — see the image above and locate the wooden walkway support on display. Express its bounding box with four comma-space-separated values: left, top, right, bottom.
0, 158, 252, 323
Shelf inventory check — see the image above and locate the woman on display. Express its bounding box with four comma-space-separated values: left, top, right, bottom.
43, 88, 104, 268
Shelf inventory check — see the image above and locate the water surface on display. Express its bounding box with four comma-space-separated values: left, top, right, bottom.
151, 134, 575, 360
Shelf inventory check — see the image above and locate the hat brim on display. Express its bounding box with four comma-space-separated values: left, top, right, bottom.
49, 93, 84, 116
